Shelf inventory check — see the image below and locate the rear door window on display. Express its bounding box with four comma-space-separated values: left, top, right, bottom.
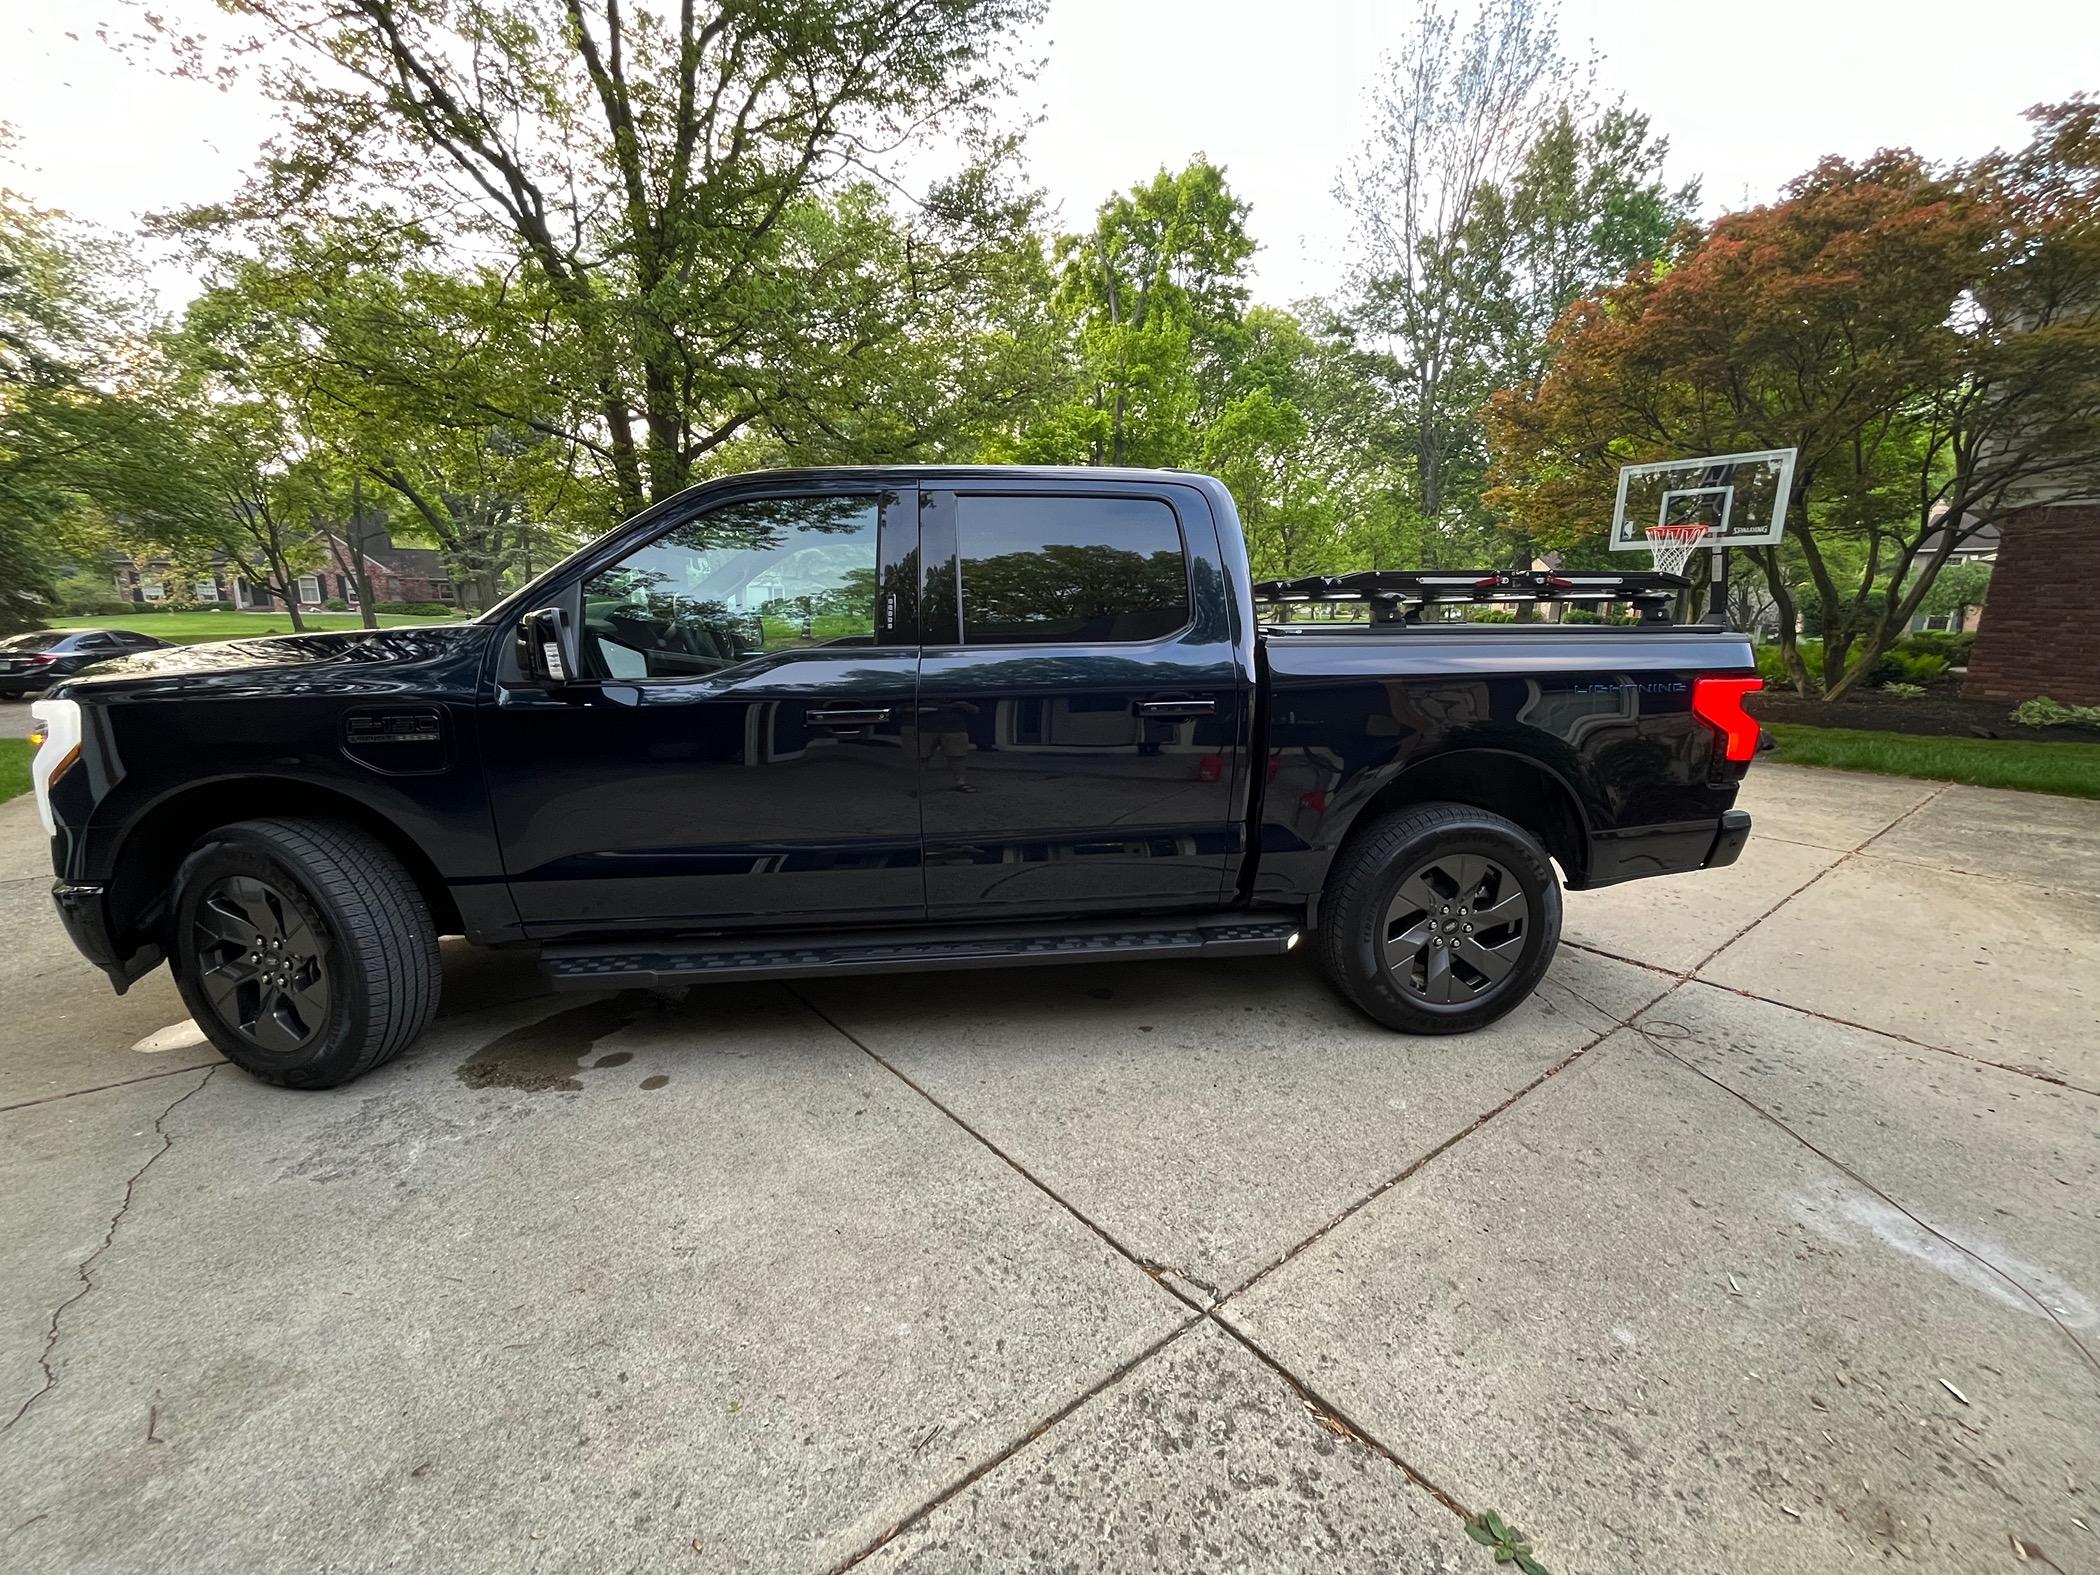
953, 495, 1190, 646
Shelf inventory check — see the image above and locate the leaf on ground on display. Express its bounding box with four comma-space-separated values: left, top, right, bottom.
1939, 1377, 1970, 1406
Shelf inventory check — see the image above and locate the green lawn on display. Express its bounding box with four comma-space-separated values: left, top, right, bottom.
0, 739, 29, 805
53, 610, 458, 646
1765, 723, 2100, 800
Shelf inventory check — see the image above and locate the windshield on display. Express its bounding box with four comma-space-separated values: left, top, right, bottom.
0, 631, 65, 652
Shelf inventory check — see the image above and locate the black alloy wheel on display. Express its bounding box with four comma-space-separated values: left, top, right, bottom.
1316, 801, 1562, 1035
191, 874, 334, 1053
1378, 853, 1531, 1007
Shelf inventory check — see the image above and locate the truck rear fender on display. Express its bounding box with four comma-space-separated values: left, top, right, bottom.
1315, 747, 1592, 916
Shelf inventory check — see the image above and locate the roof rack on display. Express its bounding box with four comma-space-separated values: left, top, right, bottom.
1251, 568, 1691, 626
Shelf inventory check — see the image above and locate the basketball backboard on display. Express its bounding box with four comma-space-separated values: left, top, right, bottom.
1609, 448, 1795, 553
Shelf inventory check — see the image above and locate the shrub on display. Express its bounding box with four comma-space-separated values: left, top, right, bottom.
1883, 682, 1927, 699
1872, 648, 1950, 687
373, 600, 454, 616
1753, 646, 1802, 690
1466, 606, 1517, 623
2012, 697, 2100, 731
323, 597, 349, 611
1896, 629, 1976, 663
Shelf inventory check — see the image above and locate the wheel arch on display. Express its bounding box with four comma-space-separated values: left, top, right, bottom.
106, 777, 464, 952
1326, 748, 1591, 890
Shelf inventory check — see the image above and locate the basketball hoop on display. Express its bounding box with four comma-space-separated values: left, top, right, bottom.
1643, 522, 1710, 578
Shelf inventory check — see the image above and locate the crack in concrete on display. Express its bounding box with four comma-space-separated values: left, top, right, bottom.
0, 1061, 227, 1115
4, 1064, 219, 1433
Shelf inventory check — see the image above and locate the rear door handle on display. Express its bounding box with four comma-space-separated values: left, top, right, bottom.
808, 707, 893, 726
1136, 699, 1216, 718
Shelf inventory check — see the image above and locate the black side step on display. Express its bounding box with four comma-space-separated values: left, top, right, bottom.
539, 913, 1303, 990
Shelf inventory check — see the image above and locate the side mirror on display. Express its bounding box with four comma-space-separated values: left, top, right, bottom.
520, 606, 578, 684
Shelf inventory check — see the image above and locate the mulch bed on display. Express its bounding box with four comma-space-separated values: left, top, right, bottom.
1748, 688, 2095, 744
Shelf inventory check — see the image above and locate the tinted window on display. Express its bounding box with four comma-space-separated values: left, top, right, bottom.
74, 633, 117, 650
1, 631, 65, 652
955, 496, 1189, 645
581, 494, 883, 680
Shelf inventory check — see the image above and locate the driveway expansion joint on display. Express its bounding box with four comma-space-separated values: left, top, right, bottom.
790, 977, 1659, 1563
1683, 781, 1955, 978
4, 1063, 220, 1433
824, 1316, 1207, 1572
1552, 975, 2100, 1386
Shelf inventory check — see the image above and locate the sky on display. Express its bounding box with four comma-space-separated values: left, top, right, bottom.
3, 0, 2096, 313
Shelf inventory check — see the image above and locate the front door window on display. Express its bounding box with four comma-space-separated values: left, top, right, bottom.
580, 495, 882, 680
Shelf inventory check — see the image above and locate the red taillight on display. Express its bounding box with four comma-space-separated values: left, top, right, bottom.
1692, 676, 1763, 761
28, 654, 56, 665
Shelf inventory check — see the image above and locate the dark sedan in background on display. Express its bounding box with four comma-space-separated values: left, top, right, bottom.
0, 629, 171, 698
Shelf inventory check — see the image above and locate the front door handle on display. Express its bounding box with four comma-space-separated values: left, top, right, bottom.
808, 707, 893, 726
1136, 699, 1216, 718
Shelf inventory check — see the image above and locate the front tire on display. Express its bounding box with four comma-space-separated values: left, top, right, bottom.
1317, 801, 1561, 1034
171, 818, 441, 1088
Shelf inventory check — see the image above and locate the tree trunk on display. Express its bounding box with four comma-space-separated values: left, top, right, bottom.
338, 477, 380, 628
1753, 548, 1812, 696
1101, 246, 1125, 467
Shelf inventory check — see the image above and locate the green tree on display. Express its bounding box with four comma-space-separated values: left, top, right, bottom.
1049, 161, 1255, 467
1201, 305, 1411, 578
1337, 0, 1577, 528
1339, 3, 1692, 570
165, 0, 1046, 519
0, 166, 158, 630
1486, 104, 2100, 699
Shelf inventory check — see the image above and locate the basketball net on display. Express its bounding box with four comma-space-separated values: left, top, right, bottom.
1644, 522, 1710, 578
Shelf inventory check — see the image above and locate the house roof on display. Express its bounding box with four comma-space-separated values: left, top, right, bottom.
1918, 516, 2000, 559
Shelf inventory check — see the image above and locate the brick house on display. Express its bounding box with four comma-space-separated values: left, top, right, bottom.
113, 526, 457, 612
1962, 500, 2100, 705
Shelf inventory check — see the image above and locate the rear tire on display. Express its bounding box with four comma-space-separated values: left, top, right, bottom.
1317, 801, 1561, 1034
170, 818, 441, 1089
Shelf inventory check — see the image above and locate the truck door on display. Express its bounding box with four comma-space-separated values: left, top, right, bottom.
914, 482, 1250, 917
481, 484, 924, 934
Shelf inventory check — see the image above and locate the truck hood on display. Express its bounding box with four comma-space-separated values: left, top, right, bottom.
59, 623, 497, 698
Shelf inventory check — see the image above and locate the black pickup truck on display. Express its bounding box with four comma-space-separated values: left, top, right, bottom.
29, 467, 1759, 1088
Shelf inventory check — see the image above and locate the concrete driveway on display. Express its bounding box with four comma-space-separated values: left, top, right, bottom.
2, 763, 2096, 1573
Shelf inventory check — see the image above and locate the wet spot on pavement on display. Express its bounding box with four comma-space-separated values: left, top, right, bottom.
457, 995, 657, 1092
638, 1075, 670, 1091
592, 1051, 633, 1069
